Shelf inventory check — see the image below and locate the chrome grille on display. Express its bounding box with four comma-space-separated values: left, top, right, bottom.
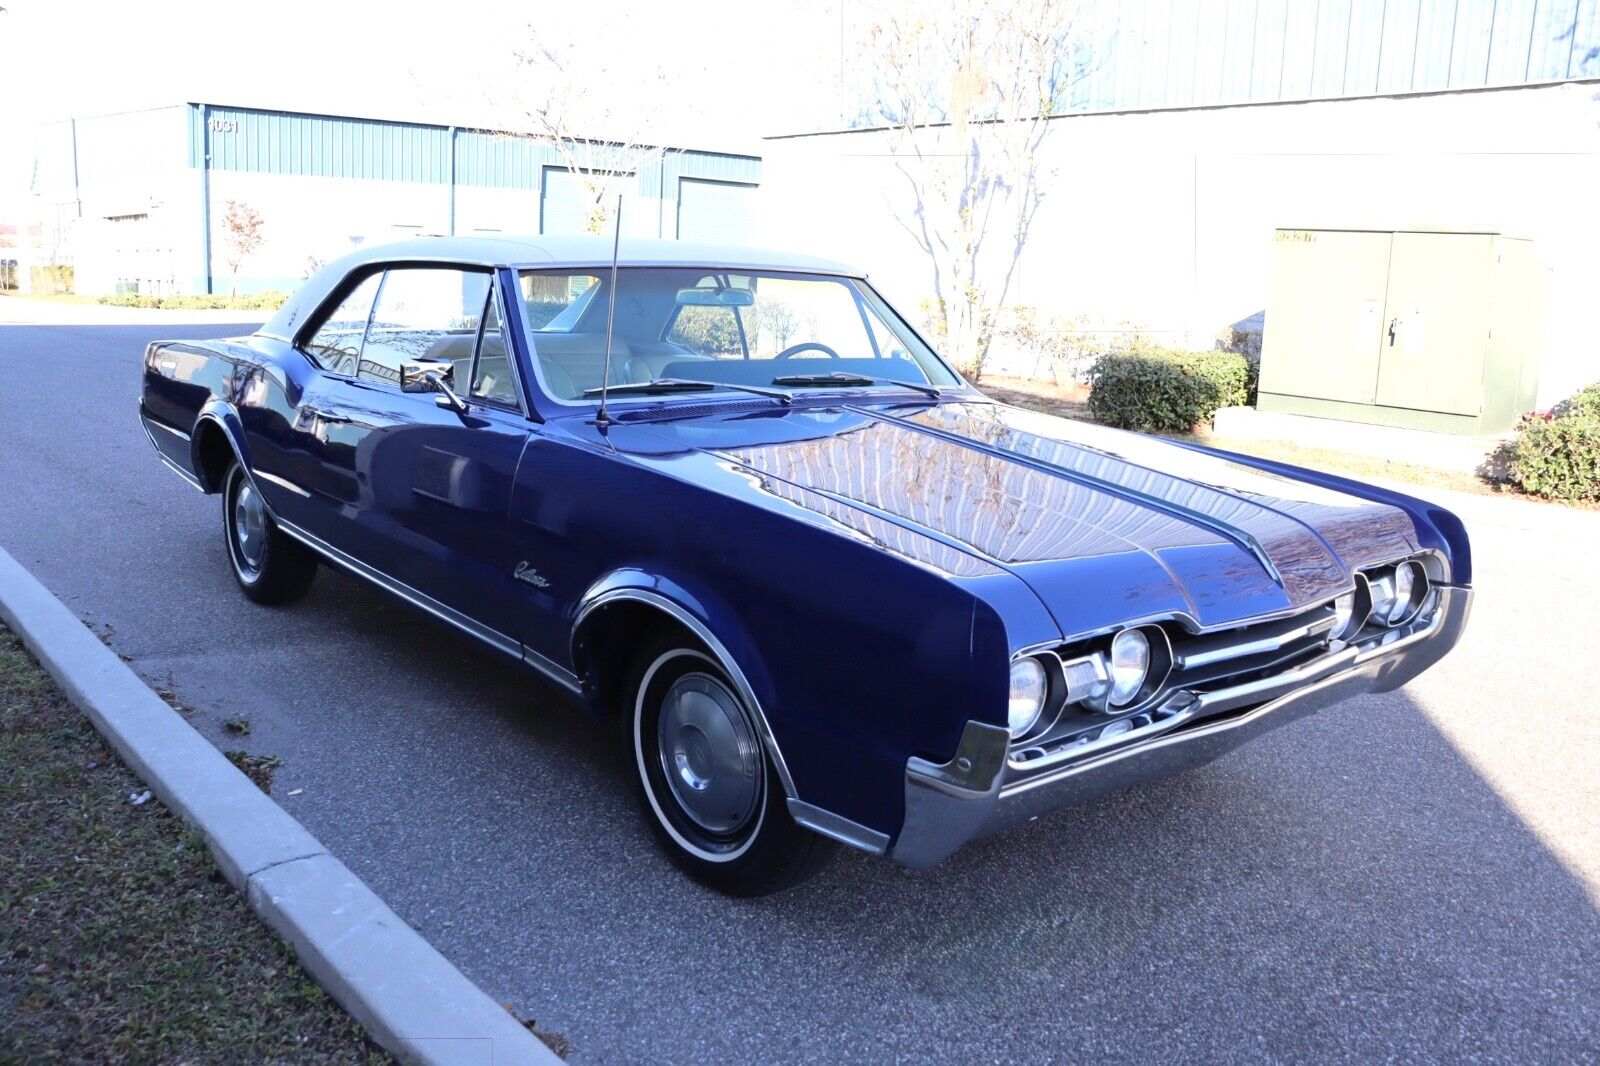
1167, 606, 1336, 690
1008, 553, 1445, 777
1011, 602, 1342, 766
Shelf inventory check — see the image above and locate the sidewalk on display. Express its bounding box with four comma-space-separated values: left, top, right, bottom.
1213, 405, 1508, 475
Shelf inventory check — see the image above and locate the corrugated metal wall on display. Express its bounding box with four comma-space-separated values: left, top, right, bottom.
189, 105, 760, 193
1068, 0, 1600, 113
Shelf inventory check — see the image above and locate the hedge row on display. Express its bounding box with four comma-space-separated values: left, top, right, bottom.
1086, 348, 1257, 432
96, 291, 292, 310
1507, 383, 1600, 503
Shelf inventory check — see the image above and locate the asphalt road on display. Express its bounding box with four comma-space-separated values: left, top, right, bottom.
3, 319, 1597, 1063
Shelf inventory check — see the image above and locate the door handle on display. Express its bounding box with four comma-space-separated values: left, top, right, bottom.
305, 406, 353, 424
1387, 317, 1398, 347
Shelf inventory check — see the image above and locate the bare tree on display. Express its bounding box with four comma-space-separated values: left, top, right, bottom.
858, 0, 1084, 380
505, 25, 669, 234
219, 199, 264, 297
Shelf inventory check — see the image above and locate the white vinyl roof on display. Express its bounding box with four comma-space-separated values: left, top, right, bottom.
260, 235, 866, 341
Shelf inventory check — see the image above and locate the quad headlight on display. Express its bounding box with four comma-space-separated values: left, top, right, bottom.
1334, 560, 1431, 640
1008, 657, 1049, 738
1108, 628, 1151, 707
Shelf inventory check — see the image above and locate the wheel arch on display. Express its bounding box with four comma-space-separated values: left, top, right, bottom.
571, 572, 799, 803
190, 401, 250, 494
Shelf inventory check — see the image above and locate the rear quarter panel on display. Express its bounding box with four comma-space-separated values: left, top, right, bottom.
140, 335, 322, 526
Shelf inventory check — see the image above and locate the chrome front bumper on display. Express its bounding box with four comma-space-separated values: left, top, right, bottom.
890, 584, 1473, 869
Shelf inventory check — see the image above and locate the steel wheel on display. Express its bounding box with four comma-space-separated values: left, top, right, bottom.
657, 671, 763, 838
231, 479, 268, 578
221, 462, 317, 605
634, 649, 768, 863
622, 635, 839, 895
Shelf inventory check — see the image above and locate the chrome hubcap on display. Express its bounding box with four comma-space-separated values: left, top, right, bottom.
232, 480, 267, 573
657, 672, 761, 835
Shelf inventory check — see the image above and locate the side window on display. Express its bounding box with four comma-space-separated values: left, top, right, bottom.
470, 291, 520, 407
303, 272, 381, 375
521, 272, 599, 332
358, 268, 491, 387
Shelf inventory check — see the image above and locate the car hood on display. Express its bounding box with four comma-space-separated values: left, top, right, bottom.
625, 398, 1420, 637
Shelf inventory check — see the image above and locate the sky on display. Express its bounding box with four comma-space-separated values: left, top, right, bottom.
0, 0, 854, 212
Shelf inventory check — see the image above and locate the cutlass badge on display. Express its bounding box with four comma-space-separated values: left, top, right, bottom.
513, 562, 550, 589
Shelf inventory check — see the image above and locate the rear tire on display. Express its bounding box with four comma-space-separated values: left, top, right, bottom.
223, 463, 317, 605
623, 633, 837, 896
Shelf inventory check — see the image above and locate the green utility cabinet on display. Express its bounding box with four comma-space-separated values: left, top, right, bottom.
1258, 227, 1544, 434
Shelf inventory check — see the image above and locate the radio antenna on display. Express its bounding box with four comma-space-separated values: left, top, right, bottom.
595, 194, 624, 427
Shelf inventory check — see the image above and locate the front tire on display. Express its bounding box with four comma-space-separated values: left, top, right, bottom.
223, 463, 317, 605
624, 634, 837, 896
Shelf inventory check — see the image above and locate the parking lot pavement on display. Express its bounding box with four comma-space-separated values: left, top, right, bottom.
3, 320, 1598, 1062
0, 296, 272, 326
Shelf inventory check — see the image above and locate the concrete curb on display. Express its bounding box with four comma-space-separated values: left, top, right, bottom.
0, 547, 558, 1066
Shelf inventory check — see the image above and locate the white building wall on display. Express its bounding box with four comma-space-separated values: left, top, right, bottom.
202, 170, 453, 292
757, 82, 1600, 409
453, 184, 540, 237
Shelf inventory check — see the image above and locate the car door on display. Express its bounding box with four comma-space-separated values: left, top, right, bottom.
298, 265, 535, 647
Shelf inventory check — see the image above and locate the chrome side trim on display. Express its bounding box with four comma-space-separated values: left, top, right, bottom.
572, 587, 799, 801
145, 417, 192, 442
141, 417, 206, 493
522, 645, 580, 690
787, 800, 890, 856
253, 469, 311, 498
276, 517, 583, 695
156, 451, 206, 492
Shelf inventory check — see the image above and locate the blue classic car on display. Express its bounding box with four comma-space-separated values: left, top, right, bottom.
140, 237, 1472, 895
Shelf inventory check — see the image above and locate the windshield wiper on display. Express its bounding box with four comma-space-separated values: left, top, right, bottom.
770, 371, 944, 400
583, 378, 792, 404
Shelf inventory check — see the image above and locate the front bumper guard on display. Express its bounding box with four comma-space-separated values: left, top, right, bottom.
891, 584, 1473, 869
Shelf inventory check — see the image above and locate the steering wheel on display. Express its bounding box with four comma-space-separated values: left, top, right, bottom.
774, 341, 840, 360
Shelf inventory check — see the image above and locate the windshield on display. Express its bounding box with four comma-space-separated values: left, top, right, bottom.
513, 267, 961, 402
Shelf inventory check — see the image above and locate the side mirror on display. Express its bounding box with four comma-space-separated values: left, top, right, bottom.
400, 359, 455, 393
400, 359, 469, 415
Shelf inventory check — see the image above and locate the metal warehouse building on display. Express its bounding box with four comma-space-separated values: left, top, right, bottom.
760, 0, 1600, 415
30, 103, 761, 296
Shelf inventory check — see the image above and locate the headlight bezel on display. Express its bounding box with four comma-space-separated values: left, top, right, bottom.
1332, 572, 1375, 641
1385, 559, 1430, 626
1337, 557, 1435, 639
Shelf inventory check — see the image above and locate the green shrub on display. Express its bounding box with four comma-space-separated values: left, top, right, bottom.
1508, 411, 1600, 503
30, 264, 74, 294
1087, 348, 1253, 432
1554, 381, 1600, 420
96, 290, 291, 311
